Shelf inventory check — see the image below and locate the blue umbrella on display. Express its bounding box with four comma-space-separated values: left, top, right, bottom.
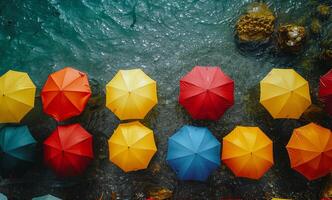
0, 126, 36, 176
32, 194, 62, 200
166, 125, 221, 181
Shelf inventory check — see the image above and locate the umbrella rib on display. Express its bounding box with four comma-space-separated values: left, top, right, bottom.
167, 153, 196, 161
169, 138, 195, 154
62, 75, 89, 91
179, 155, 196, 179
293, 85, 311, 102
130, 150, 149, 167
130, 132, 154, 149
5, 87, 35, 95
6, 144, 35, 161
260, 82, 290, 101
119, 71, 130, 91
62, 92, 84, 113
275, 92, 292, 116
132, 81, 155, 91
3, 98, 20, 121
42, 91, 61, 110
6, 95, 33, 107
132, 91, 157, 104
3, 72, 26, 91
109, 146, 128, 159
197, 148, 220, 165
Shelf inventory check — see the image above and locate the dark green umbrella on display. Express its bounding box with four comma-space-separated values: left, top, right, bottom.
0, 126, 36, 176
32, 194, 62, 200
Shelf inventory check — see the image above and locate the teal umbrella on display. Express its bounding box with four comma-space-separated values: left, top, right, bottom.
0, 126, 36, 176
32, 194, 62, 200
0, 193, 7, 200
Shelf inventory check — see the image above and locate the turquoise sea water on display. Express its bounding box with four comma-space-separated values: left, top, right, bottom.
0, 0, 331, 199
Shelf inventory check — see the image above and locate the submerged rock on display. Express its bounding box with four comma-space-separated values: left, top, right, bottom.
236, 3, 275, 42
147, 188, 173, 200
277, 24, 306, 53
310, 18, 322, 35
321, 174, 332, 198
320, 38, 332, 66
316, 4, 331, 20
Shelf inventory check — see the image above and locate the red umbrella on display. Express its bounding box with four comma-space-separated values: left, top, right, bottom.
41, 67, 91, 121
43, 123, 93, 177
319, 69, 332, 115
179, 66, 234, 120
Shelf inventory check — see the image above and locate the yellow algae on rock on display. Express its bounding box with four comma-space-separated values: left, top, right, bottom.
236, 3, 275, 42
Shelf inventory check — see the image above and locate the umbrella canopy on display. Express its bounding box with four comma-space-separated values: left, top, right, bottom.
319, 69, 332, 115
179, 66, 234, 120
32, 195, 62, 200
108, 121, 157, 172
0, 126, 36, 176
166, 125, 221, 181
0, 70, 36, 123
0, 193, 7, 200
222, 126, 274, 180
286, 123, 332, 180
41, 67, 91, 121
260, 68, 311, 119
106, 69, 157, 120
43, 123, 93, 177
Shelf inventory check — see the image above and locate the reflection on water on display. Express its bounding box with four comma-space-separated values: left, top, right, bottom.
0, 0, 331, 199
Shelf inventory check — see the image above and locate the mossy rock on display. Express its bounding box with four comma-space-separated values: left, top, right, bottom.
236, 3, 275, 43
277, 24, 306, 53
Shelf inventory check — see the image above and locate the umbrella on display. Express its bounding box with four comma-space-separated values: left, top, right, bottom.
319, 69, 332, 115
41, 67, 91, 121
286, 123, 332, 180
106, 69, 157, 120
0, 126, 36, 176
108, 121, 157, 172
222, 126, 274, 180
32, 195, 62, 200
260, 68, 311, 119
43, 123, 93, 177
0, 193, 7, 200
166, 125, 221, 181
0, 70, 36, 123
179, 66, 234, 120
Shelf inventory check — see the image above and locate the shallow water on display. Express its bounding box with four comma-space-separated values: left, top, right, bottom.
0, 0, 331, 199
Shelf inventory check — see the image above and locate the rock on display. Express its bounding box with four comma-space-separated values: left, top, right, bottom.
317, 4, 331, 20
147, 188, 173, 200
150, 163, 161, 175
320, 38, 332, 66
321, 174, 332, 198
236, 3, 275, 42
310, 18, 322, 35
277, 24, 306, 53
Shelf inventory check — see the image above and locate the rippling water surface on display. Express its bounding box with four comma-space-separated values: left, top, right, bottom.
0, 0, 331, 199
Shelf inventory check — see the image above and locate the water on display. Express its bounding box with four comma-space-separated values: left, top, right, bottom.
0, 0, 331, 199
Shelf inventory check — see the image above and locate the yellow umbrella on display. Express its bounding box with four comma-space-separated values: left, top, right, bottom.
0, 70, 36, 123
108, 121, 157, 172
106, 69, 157, 120
222, 126, 274, 180
260, 68, 311, 119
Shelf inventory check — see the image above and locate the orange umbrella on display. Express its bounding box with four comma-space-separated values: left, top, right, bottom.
222, 126, 274, 180
286, 123, 332, 180
41, 67, 91, 121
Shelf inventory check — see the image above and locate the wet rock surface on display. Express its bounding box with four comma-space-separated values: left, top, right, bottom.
320, 37, 332, 66
316, 4, 331, 20
236, 3, 275, 42
277, 24, 306, 53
